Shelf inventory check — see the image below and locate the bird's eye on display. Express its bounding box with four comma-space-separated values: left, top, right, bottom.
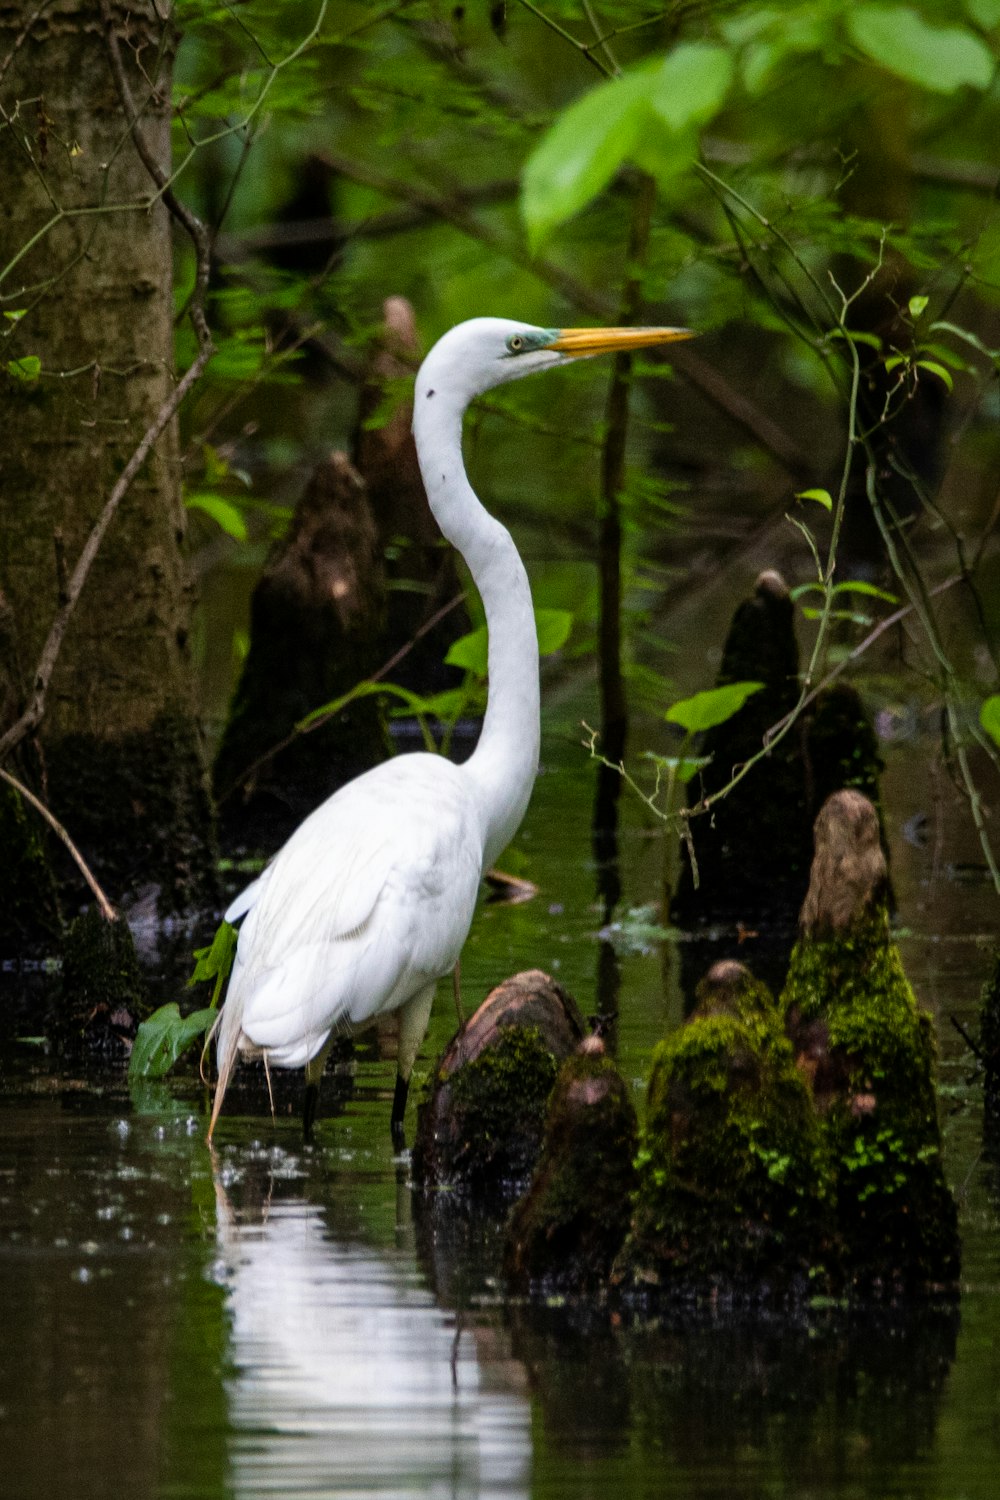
506, 334, 526, 353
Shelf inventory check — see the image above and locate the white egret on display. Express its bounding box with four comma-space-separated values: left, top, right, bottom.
208, 317, 693, 1145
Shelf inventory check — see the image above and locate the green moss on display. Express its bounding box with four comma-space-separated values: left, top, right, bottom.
435, 1023, 560, 1186
505, 1048, 638, 1294
622, 972, 837, 1299
782, 906, 959, 1291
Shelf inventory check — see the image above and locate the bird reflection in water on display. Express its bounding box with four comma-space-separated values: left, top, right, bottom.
209, 1149, 532, 1498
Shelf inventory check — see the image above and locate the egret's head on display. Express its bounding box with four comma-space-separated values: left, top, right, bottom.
415, 316, 694, 408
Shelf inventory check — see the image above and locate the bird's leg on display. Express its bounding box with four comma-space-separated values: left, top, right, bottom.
452, 959, 465, 1027
392, 982, 436, 1151
263, 1052, 276, 1123
302, 1048, 329, 1144
303, 1082, 319, 1143
390, 1074, 409, 1153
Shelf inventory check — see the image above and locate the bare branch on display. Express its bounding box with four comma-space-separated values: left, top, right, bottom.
0, 766, 116, 921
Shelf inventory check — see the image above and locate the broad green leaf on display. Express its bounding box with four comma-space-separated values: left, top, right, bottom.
931, 320, 1000, 363
665, 681, 764, 734
908, 294, 929, 318
916, 359, 953, 391
965, 0, 1000, 28
6, 354, 40, 382
521, 70, 650, 249
185, 491, 248, 541
648, 42, 734, 132
446, 608, 573, 675
847, 6, 993, 93
128, 1003, 217, 1080
535, 607, 573, 655
796, 488, 833, 511
827, 328, 883, 351
629, 117, 697, 191
445, 625, 488, 675
981, 695, 1000, 748
741, 12, 830, 94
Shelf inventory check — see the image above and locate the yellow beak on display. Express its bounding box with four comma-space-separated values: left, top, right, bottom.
546, 326, 695, 358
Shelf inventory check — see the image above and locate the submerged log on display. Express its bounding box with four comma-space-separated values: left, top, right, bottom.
782, 789, 960, 1294
411, 970, 586, 1195
504, 1036, 638, 1296
618, 960, 837, 1303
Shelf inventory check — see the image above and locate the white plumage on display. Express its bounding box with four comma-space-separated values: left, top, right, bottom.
208, 316, 692, 1141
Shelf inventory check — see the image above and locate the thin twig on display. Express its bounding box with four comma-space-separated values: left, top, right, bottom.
218, 591, 467, 803
950, 1012, 983, 1062
0, 766, 116, 920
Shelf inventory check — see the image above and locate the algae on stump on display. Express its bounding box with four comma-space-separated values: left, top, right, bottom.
783, 789, 960, 1293
504, 1037, 638, 1296
621, 960, 837, 1301
412, 970, 586, 1195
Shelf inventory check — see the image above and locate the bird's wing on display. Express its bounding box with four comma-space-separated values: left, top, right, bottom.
224, 867, 274, 925
227, 756, 483, 1066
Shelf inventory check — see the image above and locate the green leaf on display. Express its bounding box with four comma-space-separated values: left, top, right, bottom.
128, 1003, 217, 1080
796, 488, 833, 511
665, 681, 764, 734
827, 327, 883, 351
981, 694, 1000, 748
641, 750, 712, 785
847, 5, 994, 93
965, 0, 1000, 28
189, 919, 238, 989
647, 42, 734, 132
5, 355, 40, 382
185, 491, 248, 541
446, 608, 573, 676
915, 359, 953, 391
830, 580, 899, 603
908, 294, 929, 318
445, 625, 488, 676
521, 70, 650, 249
535, 607, 573, 655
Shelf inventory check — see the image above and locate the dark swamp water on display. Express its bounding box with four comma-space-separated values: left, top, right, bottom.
3, 610, 1000, 1497
3, 723, 1000, 1500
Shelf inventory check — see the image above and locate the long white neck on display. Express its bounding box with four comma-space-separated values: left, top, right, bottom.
413, 384, 539, 871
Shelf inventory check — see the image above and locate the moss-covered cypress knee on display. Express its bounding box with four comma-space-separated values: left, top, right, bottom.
59, 907, 151, 1059
619, 960, 838, 1302
504, 1037, 638, 1296
782, 789, 960, 1294
412, 970, 586, 1196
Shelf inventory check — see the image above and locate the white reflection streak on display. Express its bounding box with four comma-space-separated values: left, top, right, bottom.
211, 1176, 530, 1499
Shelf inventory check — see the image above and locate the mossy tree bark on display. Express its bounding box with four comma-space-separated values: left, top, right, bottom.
0, 2, 215, 913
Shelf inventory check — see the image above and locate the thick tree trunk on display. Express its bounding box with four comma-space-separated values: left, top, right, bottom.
0, 2, 215, 913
